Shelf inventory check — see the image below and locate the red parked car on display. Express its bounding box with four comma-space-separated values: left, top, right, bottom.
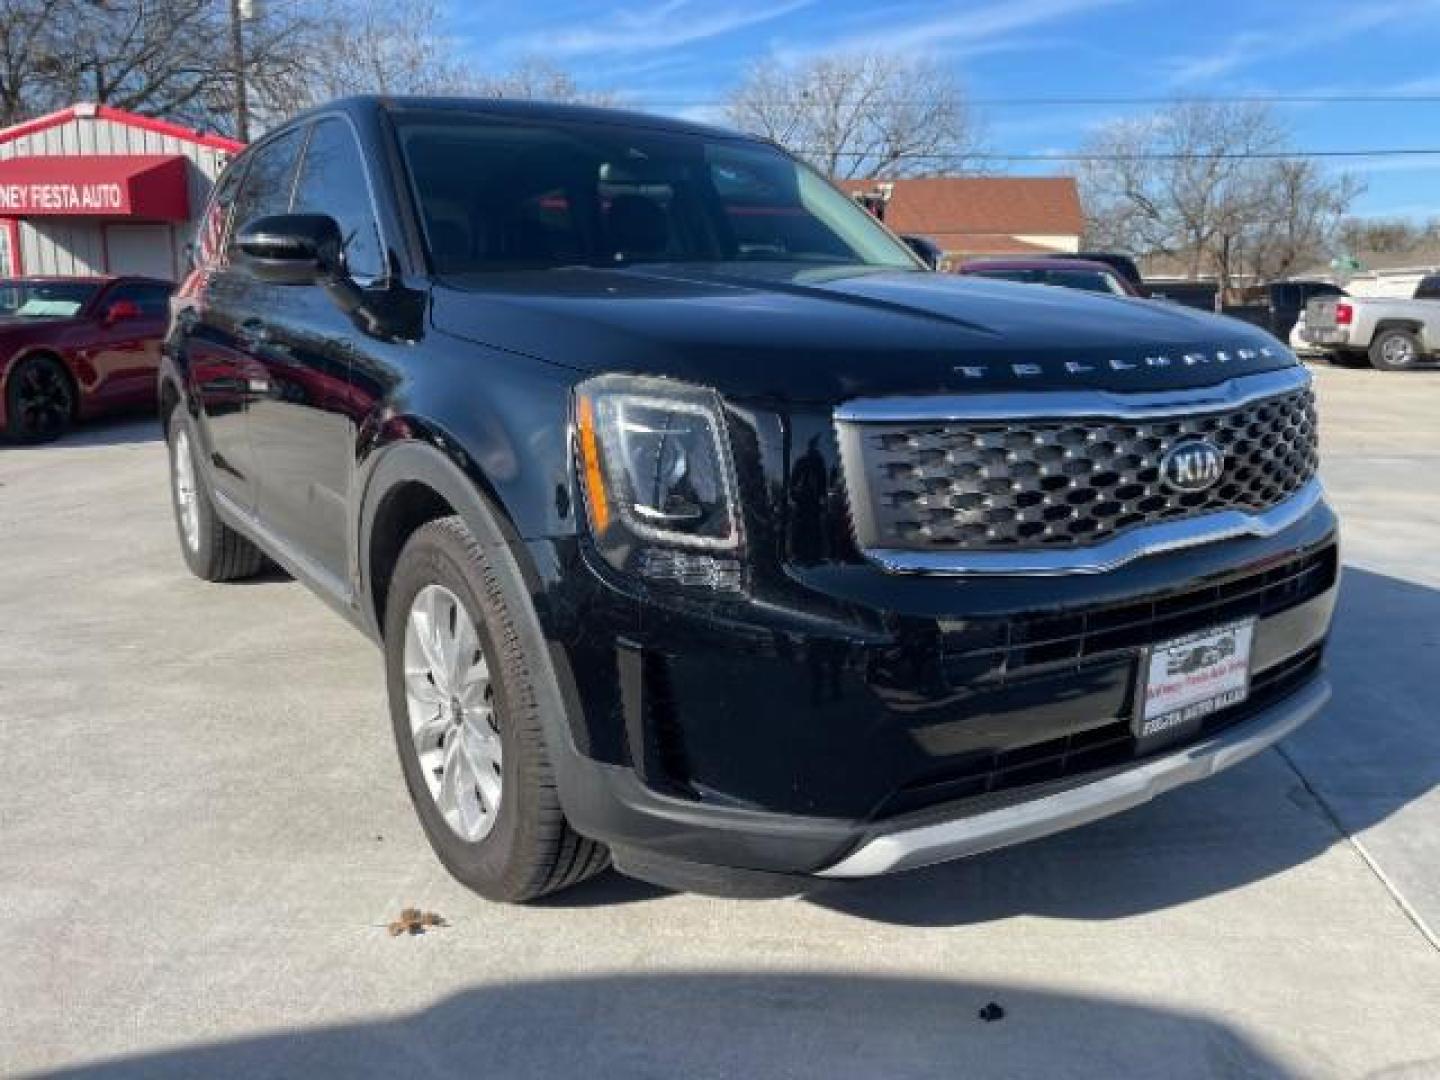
958, 257, 1143, 297
0, 275, 174, 442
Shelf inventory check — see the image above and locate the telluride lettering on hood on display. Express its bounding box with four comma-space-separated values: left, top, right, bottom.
160, 97, 1337, 902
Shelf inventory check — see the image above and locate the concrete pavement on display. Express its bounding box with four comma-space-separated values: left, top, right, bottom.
1, 363, 1437, 1079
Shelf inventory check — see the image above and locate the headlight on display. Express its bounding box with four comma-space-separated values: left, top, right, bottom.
575, 375, 743, 588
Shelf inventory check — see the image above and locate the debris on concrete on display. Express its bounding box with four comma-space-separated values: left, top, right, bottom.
387, 908, 447, 937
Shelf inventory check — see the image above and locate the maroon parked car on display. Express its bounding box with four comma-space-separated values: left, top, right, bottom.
959, 257, 1142, 297
0, 275, 174, 442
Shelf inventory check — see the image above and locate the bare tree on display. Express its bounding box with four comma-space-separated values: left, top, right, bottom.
470, 57, 618, 105
726, 53, 984, 179
1082, 102, 1361, 293
0, 0, 322, 135
1248, 159, 1363, 281
0, 0, 71, 125
0, 0, 614, 139
1337, 215, 1440, 256
0, 0, 229, 128
286, 0, 466, 106
278, 6, 616, 117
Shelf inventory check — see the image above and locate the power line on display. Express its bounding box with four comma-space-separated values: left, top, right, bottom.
635, 93, 1440, 109
796, 148, 1440, 161
969, 94, 1440, 107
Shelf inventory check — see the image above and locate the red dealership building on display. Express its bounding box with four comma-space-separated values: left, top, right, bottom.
0, 103, 243, 282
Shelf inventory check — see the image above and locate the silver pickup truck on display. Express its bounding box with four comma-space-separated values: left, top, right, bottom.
1303, 275, 1440, 370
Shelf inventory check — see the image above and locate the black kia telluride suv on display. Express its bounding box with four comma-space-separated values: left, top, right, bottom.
160, 97, 1337, 901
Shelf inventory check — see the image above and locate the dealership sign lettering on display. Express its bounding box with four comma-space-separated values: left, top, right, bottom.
0, 182, 127, 213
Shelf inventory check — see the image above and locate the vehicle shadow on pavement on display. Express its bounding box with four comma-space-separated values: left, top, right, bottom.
810, 566, 1440, 928
0, 415, 159, 450
30, 972, 1295, 1080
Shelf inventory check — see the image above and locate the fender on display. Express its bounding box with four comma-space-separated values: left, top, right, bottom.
354, 435, 597, 820
356, 435, 549, 639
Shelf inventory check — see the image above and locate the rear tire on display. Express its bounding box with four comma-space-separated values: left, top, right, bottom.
167, 409, 264, 582
4, 354, 74, 442
384, 515, 608, 903
1369, 328, 1423, 371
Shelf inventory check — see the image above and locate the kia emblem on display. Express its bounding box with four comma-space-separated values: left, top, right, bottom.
1161, 439, 1225, 493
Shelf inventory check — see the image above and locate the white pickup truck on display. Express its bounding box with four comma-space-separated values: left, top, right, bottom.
1303, 275, 1440, 370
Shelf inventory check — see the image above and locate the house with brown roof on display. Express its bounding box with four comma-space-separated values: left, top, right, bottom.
837, 177, 1083, 269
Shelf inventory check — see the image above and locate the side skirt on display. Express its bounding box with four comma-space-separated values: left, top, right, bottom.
211, 489, 376, 643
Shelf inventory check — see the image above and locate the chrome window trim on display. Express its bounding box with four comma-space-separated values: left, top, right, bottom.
834, 364, 1311, 423
862, 477, 1324, 576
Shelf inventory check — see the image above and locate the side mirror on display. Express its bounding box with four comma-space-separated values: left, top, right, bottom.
103, 299, 142, 324
901, 234, 943, 271
234, 213, 343, 285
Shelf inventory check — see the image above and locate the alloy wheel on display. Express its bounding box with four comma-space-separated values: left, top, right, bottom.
1381, 334, 1417, 367
403, 583, 502, 842
172, 429, 201, 552
13, 361, 72, 439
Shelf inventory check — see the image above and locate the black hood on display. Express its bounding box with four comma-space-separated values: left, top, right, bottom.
430, 264, 1294, 403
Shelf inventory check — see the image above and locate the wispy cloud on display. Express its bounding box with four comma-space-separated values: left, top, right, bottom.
504, 0, 815, 57
1167, 32, 1270, 85
1386, 74, 1440, 95
1343, 156, 1440, 176
1167, 0, 1440, 86
772, 0, 1129, 61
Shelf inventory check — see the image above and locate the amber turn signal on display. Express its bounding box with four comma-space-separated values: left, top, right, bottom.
576, 393, 611, 534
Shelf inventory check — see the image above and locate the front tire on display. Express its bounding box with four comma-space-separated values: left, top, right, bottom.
5, 354, 74, 442
167, 410, 264, 581
1370, 328, 1423, 371
383, 516, 608, 903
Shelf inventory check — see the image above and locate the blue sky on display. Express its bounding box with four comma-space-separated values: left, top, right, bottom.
445, 0, 1440, 219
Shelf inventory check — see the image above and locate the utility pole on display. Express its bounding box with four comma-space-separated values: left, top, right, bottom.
229, 0, 249, 142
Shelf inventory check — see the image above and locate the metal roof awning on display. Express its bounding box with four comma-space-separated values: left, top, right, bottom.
0, 154, 189, 221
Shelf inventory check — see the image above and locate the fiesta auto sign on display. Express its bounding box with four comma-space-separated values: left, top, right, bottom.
0, 181, 128, 213
0, 155, 189, 220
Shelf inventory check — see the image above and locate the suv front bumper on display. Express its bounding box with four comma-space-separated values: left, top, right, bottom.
532, 502, 1339, 894
820, 672, 1328, 877
549, 663, 1329, 894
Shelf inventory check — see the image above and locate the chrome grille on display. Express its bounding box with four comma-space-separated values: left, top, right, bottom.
837, 372, 1318, 560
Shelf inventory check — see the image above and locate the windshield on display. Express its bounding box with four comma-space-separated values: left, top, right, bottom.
0, 281, 99, 318
1044, 269, 1128, 295
395, 112, 921, 275
970, 267, 1127, 295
